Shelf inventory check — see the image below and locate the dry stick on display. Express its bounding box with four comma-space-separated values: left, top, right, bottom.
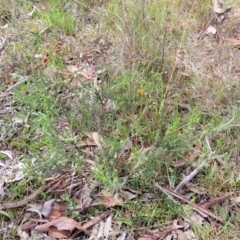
0, 172, 71, 209
71, 211, 110, 239
154, 183, 224, 223
200, 194, 232, 209
0, 186, 44, 209
174, 135, 212, 193
0, 77, 29, 98
174, 161, 206, 193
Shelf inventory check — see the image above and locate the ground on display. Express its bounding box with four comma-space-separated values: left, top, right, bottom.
1, 0, 240, 239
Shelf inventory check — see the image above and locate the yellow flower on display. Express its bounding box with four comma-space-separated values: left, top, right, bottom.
138, 88, 144, 95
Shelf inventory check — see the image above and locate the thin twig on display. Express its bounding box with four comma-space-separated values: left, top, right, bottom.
154, 183, 224, 223
174, 135, 213, 192
174, 161, 206, 193
0, 186, 44, 209
0, 38, 7, 54
0, 77, 29, 98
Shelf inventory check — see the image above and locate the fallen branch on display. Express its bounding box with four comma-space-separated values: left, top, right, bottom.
174, 161, 205, 193
0, 186, 44, 209
0, 172, 72, 209
154, 183, 224, 223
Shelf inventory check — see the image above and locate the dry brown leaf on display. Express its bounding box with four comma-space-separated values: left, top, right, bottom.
48, 225, 70, 239
102, 193, 123, 208
48, 201, 65, 221
185, 142, 202, 161
34, 216, 83, 232
120, 190, 138, 200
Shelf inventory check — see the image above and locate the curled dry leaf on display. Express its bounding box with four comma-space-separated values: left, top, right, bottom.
41, 199, 56, 218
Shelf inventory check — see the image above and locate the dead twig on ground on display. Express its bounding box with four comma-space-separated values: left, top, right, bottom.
0, 186, 44, 209
174, 161, 206, 193
174, 135, 213, 192
154, 183, 224, 223
0, 76, 29, 99
0, 38, 7, 54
